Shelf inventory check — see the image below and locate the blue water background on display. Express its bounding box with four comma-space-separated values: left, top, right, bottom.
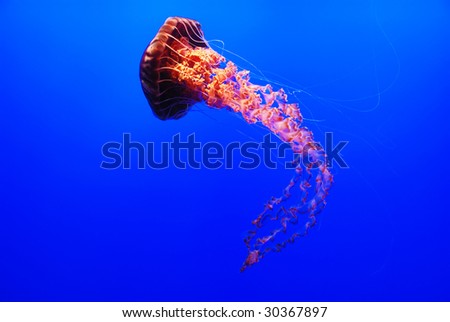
0, 0, 449, 301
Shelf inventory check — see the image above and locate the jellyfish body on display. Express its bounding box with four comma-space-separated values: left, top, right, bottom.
140, 17, 208, 120
140, 17, 333, 271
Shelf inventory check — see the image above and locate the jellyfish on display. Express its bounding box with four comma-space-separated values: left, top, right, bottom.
140, 17, 333, 271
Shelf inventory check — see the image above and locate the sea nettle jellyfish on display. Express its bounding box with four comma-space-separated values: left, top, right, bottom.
140, 17, 333, 271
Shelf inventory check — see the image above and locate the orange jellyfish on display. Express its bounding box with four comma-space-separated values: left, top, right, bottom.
140, 17, 333, 271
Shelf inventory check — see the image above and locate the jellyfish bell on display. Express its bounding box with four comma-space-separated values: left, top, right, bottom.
139, 17, 209, 120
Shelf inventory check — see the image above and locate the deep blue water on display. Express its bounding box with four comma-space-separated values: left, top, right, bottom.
1, 0, 449, 301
